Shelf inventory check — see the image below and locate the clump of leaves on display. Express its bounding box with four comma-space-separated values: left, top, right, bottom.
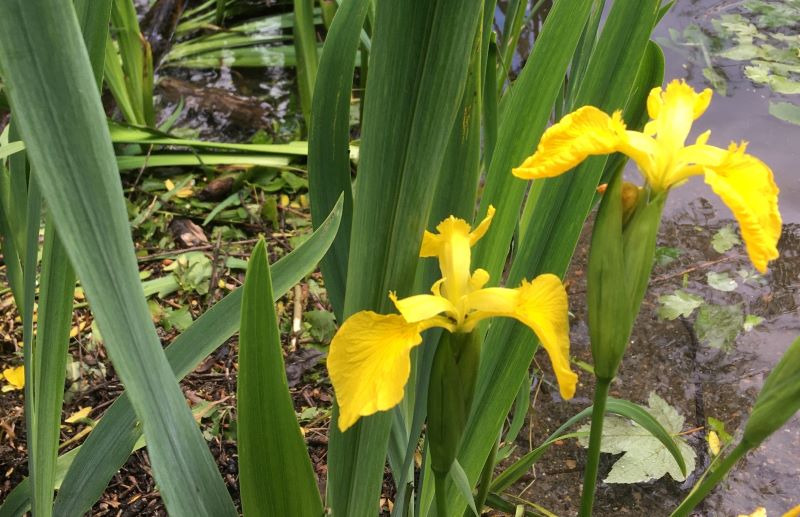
578, 393, 697, 484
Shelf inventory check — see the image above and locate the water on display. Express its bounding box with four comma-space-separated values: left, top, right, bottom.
654, 0, 800, 224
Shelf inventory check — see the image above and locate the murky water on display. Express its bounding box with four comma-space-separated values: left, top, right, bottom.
654, 1, 800, 225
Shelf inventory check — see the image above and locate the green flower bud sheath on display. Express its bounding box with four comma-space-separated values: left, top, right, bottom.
428, 329, 481, 515
581, 171, 666, 517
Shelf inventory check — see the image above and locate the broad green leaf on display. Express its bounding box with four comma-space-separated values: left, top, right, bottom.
577, 393, 696, 483
711, 224, 741, 253
0, 0, 238, 512
657, 290, 704, 320
48, 196, 341, 517
706, 271, 738, 292
696, 303, 744, 349
238, 239, 322, 515
326, 1, 483, 514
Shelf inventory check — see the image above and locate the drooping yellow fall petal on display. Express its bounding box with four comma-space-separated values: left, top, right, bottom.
2, 365, 24, 392
464, 274, 577, 399
513, 106, 626, 179
328, 312, 424, 431
701, 143, 781, 273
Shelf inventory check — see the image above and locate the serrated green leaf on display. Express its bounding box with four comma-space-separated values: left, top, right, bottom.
578, 393, 696, 483
696, 303, 744, 349
712, 225, 741, 254
657, 290, 704, 320
707, 271, 738, 292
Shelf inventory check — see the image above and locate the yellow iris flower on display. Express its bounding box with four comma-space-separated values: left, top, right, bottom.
328, 206, 577, 431
513, 79, 781, 273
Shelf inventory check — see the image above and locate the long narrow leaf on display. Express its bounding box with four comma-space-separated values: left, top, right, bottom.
308, 0, 369, 320
293, 0, 319, 126
0, 1, 238, 514
30, 218, 76, 517
238, 239, 323, 515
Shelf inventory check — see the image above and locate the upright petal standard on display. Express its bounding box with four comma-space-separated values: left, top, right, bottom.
327, 207, 577, 431
513, 79, 781, 273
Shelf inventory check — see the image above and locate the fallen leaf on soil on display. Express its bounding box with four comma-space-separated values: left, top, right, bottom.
2, 365, 24, 392
65, 406, 93, 424
170, 218, 209, 247
578, 392, 697, 484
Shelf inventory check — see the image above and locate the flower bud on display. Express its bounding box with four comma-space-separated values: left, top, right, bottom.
588, 172, 664, 380
427, 330, 481, 475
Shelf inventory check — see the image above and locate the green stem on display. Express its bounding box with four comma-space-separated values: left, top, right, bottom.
470, 436, 499, 516
579, 377, 612, 517
435, 470, 449, 517
670, 442, 749, 517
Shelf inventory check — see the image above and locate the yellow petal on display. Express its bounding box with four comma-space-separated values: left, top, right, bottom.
702, 143, 781, 273
2, 365, 24, 390
646, 80, 712, 151
390, 292, 458, 323
513, 106, 626, 179
469, 268, 490, 292
707, 430, 721, 456
328, 312, 423, 431
468, 206, 496, 246
420, 230, 440, 258
738, 507, 767, 517
782, 504, 800, 517
419, 208, 496, 303
465, 275, 577, 399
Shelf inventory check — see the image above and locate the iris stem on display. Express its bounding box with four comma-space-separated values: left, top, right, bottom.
579, 377, 612, 517
435, 470, 448, 517
470, 435, 499, 516
669, 441, 749, 517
